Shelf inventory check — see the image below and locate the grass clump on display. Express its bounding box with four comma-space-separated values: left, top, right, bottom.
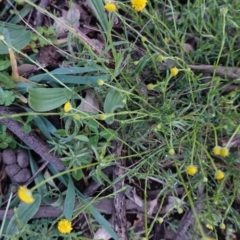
0, 0, 239, 239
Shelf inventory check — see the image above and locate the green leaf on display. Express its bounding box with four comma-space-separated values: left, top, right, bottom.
100, 129, 117, 141
0, 60, 11, 71
5, 194, 41, 235
28, 88, 72, 111
29, 152, 50, 204
74, 135, 89, 142
103, 89, 126, 124
0, 22, 31, 54
72, 169, 82, 181
0, 72, 15, 89
64, 175, 75, 220
0, 90, 15, 106
28, 67, 109, 84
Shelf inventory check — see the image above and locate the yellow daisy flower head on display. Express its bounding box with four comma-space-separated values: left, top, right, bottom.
64, 101, 72, 113
213, 146, 221, 155
147, 83, 155, 90
131, 0, 148, 12
58, 219, 72, 234
168, 148, 175, 156
97, 79, 104, 86
215, 170, 225, 180
219, 223, 226, 230
157, 55, 164, 62
104, 3, 117, 12
170, 67, 179, 76
17, 186, 35, 204
220, 147, 229, 157
158, 217, 164, 224
177, 207, 183, 214
186, 165, 198, 176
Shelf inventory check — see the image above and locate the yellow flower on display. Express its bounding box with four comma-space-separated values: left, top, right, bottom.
17, 186, 34, 204
170, 67, 179, 76
220, 147, 229, 157
164, 38, 171, 43
215, 170, 225, 180
64, 101, 72, 113
131, 0, 147, 12
157, 55, 164, 62
157, 217, 164, 224
219, 223, 226, 230
186, 165, 197, 176
141, 36, 147, 42
147, 83, 155, 90
97, 79, 104, 86
169, 149, 175, 156
206, 224, 213, 230
104, 3, 117, 12
177, 207, 183, 214
213, 146, 221, 155
58, 219, 72, 234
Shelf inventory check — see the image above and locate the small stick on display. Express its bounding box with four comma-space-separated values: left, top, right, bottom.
0, 107, 65, 171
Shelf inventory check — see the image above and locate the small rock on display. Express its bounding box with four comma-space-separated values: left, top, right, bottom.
2, 149, 17, 165
5, 164, 21, 178
17, 150, 29, 168
12, 168, 31, 183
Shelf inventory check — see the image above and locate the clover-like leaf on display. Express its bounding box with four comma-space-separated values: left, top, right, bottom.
0, 90, 15, 106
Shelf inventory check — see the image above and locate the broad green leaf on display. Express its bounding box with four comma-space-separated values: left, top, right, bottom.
29, 74, 109, 84
64, 175, 75, 220
28, 88, 72, 111
72, 169, 82, 181
5, 194, 41, 235
103, 89, 126, 124
0, 60, 11, 71
74, 135, 89, 142
0, 22, 31, 54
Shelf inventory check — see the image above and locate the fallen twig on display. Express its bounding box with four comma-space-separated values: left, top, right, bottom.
189, 64, 240, 79
112, 134, 127, 240
0, 107, 65, 171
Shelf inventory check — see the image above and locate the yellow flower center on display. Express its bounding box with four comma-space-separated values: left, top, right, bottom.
215, 170, 225, 180
170, 67, 179, 76
131, 0, 148, 12
186, 165, 198, 176
219, 147, 229, 157
104, 3, 117, 12
213, 146, 221, 155
17, 186, 35, 204
58, 219, 73, 234
64, 101, 72, 113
